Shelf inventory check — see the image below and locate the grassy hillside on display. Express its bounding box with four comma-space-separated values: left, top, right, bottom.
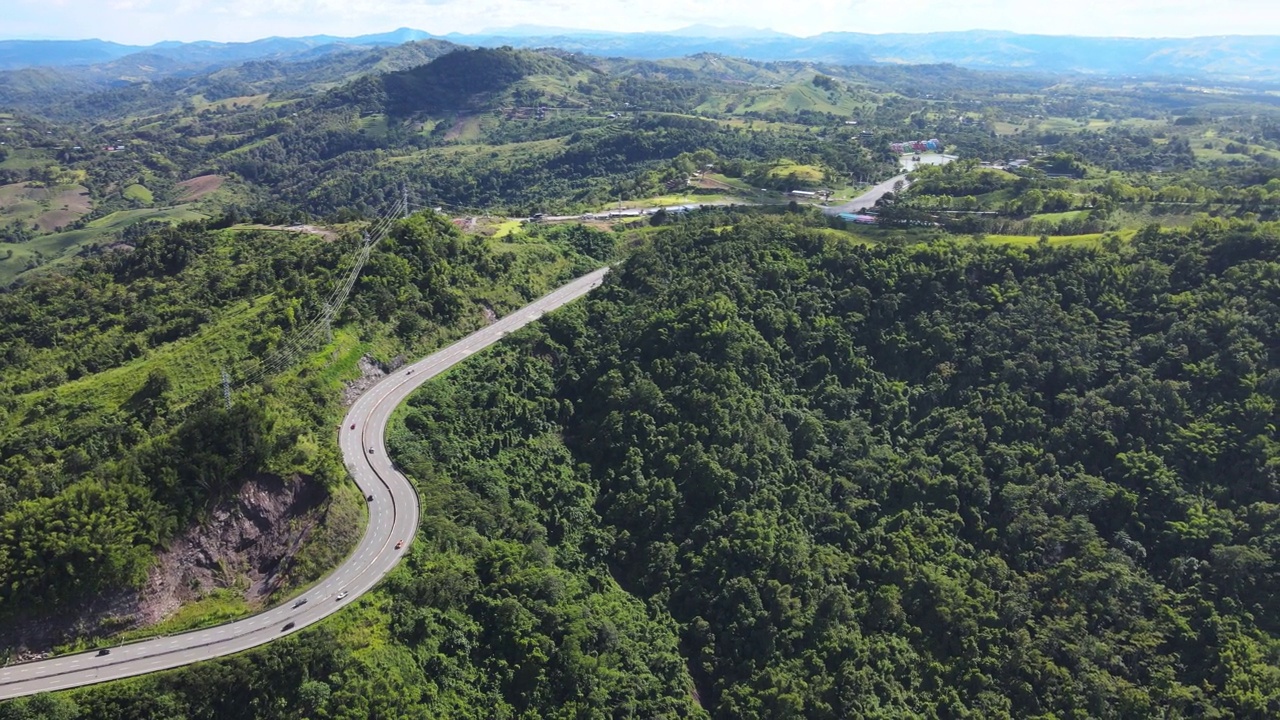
0, 206, 207, 285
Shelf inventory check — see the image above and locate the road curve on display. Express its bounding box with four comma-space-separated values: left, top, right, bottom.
0, 268, 610, 701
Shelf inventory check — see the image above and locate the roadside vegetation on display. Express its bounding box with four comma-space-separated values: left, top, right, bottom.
0, 211, 604, 655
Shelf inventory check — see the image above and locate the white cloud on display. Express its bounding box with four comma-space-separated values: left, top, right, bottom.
4, 0, 1279, 44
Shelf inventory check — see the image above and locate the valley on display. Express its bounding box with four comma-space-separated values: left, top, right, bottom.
0, 22, 1279, 719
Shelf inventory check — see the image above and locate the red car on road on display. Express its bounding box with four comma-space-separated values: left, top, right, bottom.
395, 540, 405, 550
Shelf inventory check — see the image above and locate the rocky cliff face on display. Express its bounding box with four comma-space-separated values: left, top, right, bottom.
139, 473, 328, 622
1, 473, 327, 658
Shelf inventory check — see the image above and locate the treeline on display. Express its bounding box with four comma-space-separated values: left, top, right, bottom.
892, 157, 1280, 235
282, 113, 890, 216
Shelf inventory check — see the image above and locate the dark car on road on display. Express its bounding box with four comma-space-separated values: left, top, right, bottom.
282, 622, 295, 632
97, 649, 110, 656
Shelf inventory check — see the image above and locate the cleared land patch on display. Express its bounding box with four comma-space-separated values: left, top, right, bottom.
0, 148, 50, 172
192, 93, 271, 111
0, 205, 207, 285
0, 182, 92, 232
443, 114, 487, 142
232, 223, 340, 241
177, 174, 226, 201
767, 160, 825, 184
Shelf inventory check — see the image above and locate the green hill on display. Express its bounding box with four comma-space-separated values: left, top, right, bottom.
379, 47, 599, 117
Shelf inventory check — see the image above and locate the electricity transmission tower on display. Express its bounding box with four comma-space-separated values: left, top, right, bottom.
233, 196, 403, 389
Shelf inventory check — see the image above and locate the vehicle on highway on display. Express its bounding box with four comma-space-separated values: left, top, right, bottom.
406, 369, 413, 375
350, 423, 356, 430
366, 494, 374, 502
0, 272, 609, 701
293, 598, 308, 608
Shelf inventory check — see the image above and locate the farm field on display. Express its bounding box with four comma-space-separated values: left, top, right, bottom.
0, 182, 92, 232
0, 205, 206, 285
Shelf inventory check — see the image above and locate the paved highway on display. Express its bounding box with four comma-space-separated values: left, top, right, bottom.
0, 267, 609, 701
822, 174, 909, 215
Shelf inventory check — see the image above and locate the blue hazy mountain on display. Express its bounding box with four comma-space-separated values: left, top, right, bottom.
0, 39, 140, 69
445, 28, 1280, 81
0, 26, 1277, 81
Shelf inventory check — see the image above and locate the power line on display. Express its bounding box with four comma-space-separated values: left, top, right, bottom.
237, 230, 379, 386
235, 196, 405, 388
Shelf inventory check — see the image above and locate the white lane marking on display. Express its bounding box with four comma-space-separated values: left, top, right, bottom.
0, 274, 603, 700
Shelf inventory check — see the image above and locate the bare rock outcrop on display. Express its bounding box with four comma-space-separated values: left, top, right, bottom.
1, 474, 327, 657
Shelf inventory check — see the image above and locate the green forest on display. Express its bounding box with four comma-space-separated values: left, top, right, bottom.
0, 212, 598, 628
4, 32, 1280, 719
9, 211, 1278, 718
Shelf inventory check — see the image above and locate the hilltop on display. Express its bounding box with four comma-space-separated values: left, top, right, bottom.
377, 47, 600, 116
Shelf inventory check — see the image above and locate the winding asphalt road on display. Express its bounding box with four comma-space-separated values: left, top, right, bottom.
0, 268, 609, 701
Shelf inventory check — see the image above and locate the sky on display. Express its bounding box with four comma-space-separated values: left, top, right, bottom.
6, 0, 1280, 45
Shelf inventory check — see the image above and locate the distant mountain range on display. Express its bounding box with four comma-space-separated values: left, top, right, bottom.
0, 26, 1278, 82
0, 40, 462, 120
0, 30, 441, 72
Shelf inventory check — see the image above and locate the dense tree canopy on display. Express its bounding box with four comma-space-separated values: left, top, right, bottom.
395, 215, 1280, 718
